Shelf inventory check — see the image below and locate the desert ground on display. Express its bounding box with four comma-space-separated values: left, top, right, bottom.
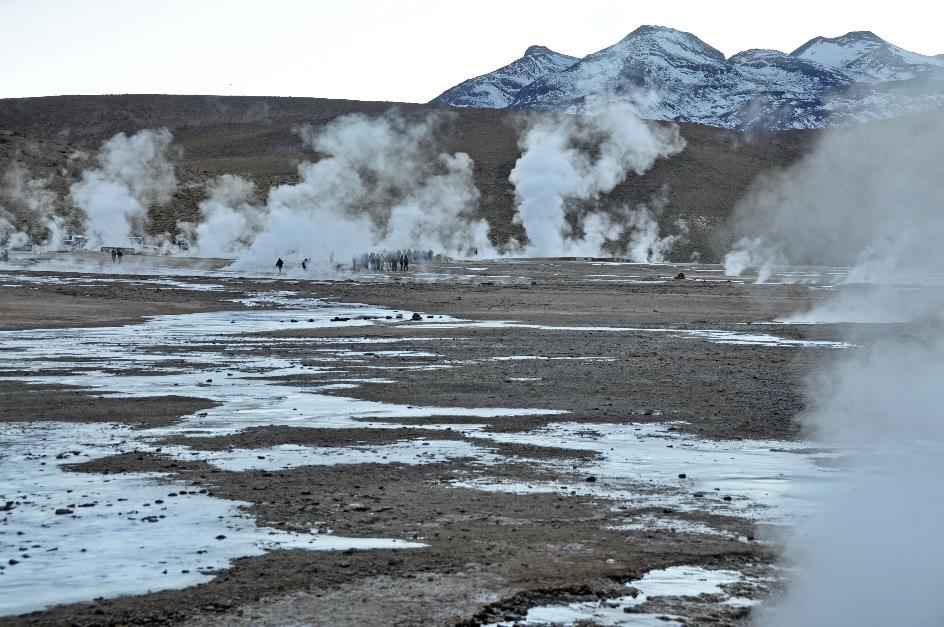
0, 253, 869, 625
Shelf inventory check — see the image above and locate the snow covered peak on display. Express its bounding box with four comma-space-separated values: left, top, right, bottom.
618, 24, 726, 63
524, 45, 556, 57
793, 31, 944, 82
430, 46, 577, 109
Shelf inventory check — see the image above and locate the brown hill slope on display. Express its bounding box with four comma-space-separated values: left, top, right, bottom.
0, 95, 818, 260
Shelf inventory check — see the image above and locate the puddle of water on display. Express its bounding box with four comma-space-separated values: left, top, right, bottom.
461, 423, 840, 524
163, 439, 499, 472
607, 515, 748, 542
409, 320, 849, 349
0, 422, 424, 616
490, 565, 753, 626
491, 355, 616, 362
0, 272, 225, 292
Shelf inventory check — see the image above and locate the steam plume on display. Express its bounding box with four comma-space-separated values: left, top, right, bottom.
0, 162, 66, 250
723, 111, 944, 295
509, 98, 686, 258
737, 111, 944, 625
69, 129, 178, 248
193, 112, 494, 269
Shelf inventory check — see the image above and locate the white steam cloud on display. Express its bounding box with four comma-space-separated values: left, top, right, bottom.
186, 174, 261, 259
0, 162, 66, 250
723, 112, 944, 293
191, 112, 494, 269
509, 98, 686, 259
737, 111, 944, 625
69, 129, 178, 248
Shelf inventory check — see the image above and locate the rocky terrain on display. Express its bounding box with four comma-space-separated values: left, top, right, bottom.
0, 258, 853, 625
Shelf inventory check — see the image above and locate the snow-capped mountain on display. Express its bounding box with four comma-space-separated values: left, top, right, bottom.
431, 26, 944, 130
430, 45, 577, 109
793, 31, 944, 83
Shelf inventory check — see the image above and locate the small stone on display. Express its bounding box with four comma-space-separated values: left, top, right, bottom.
410, 313, 422, 321
54, 508, 73, 515
585, 475, 597, 483
215, 535, 226, 540
674, 272, 686, 280
678, 473, 687, 479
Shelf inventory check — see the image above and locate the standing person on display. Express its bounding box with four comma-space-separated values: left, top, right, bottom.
301, 257, 309, 271
111, 249, 117, 263
116, 249, 123, 264
404, 255, 409, 271
276, 257, 284, 274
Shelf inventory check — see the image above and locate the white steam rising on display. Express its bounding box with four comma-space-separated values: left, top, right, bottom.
723, 112, 944, 294
742, 111, 944, 625
509, 98, 686, 259
186, 174, 261, 259
0, 162, 65, 249
69, 129, 178, 248
192, 112, 494, 269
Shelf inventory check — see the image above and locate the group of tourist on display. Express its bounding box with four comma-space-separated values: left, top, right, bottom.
272, 250, 435, 274
351, 249, 434, 272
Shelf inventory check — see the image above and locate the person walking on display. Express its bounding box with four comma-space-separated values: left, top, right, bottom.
116, 249, 123, 264
276, 257, 284, 274
111, 250, 117, 263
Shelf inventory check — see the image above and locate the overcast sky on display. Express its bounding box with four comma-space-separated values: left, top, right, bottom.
2, 0, 942, 102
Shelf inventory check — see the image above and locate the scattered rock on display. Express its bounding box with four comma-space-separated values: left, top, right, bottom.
585, 475, 597, 483
54, 508, 73, 515
411, 313, 422, 321
678, 473, 687, 479
674, 272, 686, 280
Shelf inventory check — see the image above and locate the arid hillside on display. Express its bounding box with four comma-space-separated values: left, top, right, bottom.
0, 95, 818, 260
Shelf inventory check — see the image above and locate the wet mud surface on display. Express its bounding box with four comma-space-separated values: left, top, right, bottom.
0, 381, 217, 428
0, 259, 860, 625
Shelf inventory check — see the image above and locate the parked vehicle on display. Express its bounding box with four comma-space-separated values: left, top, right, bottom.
62, 234, 89, 250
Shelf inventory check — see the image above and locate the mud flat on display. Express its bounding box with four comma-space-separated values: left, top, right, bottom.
0, 258, 887, 625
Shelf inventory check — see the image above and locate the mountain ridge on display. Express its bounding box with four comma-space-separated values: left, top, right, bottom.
431, 26, 944, 130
